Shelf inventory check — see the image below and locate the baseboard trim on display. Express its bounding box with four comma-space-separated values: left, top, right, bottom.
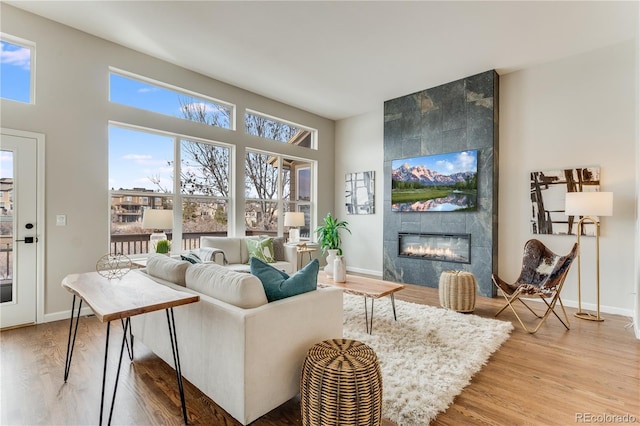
43, 306, 94, 323
346, 266, 382, 278
523, 297, 634, 319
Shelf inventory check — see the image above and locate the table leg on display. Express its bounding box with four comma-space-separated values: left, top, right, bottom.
362, 297, 376, 334
64, 295, 83, 382
391, 293, 398, 321
99, 322, 111, 424
363, 297, 369, 334
121, 318, 134, 361
166, 308, 188, 424
369, 298, 375, 334
106, 318, 131, 425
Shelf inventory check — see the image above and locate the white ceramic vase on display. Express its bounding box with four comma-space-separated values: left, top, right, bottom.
324, 249, 339, 278
333, 255, 346, 283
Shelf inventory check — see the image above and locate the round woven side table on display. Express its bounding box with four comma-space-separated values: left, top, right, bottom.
439, 270, 477, 313
301, 339, 382, 426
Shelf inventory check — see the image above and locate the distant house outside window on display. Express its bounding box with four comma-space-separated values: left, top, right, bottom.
1, 38, 34, 104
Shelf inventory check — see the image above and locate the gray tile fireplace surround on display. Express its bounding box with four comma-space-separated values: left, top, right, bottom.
383, 70, 498, 297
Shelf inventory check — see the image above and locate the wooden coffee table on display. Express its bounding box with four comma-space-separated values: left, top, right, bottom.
317, 271, 405, 334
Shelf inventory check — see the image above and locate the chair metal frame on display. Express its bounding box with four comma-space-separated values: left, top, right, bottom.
492, 240, 578, 334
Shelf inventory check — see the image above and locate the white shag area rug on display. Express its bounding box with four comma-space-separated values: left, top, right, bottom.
342, 293, 513, 426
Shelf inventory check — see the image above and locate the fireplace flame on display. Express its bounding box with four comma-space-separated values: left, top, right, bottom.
405, 245, 455, 259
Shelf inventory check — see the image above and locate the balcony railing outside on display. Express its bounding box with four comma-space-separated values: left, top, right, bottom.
111, 232, 224, 256
110, 231, 277, 256
1, 243, 12, 280
0, 232, 283, 279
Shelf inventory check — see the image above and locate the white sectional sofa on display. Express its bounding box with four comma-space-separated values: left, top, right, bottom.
199, 236, 295, 273
130, 255, 343, 425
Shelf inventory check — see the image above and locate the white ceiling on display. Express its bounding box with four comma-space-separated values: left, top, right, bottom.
8, 1, 638, 120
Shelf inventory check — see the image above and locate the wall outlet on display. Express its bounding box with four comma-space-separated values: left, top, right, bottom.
56, 214, 67, 226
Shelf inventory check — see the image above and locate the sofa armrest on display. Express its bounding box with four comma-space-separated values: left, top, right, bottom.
198, 246, 228, 265
282, 244, 299, 271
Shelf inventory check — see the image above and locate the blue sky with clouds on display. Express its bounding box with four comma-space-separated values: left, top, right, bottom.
1, 53, 223, 189
1, 40, 31, 179
392, 150, 478, 175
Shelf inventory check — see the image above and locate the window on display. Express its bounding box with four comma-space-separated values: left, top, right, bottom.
109, 69, 235, 130
245, 150, 313, 238
1, 37, 34, 103
109, 125, 231, 255
245, 109, 316, 149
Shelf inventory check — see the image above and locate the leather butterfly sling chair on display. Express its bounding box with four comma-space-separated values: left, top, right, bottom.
492, 239, 578, 334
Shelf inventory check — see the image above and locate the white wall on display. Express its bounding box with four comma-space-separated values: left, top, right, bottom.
334, 106, 384, 276
1, 5, 335, 320
500, 41, 636, 317
335, 42, 638, 319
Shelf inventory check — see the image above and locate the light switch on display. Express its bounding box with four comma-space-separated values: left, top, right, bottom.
56, 215, 67, 226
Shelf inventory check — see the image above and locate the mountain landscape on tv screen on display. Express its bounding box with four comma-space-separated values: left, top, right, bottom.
391, 150, 478, 212
391, 164, 475, 186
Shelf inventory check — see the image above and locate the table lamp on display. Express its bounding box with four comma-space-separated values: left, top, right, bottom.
284, 212, 305, 243
564, 191, 613, 322
142, 209, 174, 253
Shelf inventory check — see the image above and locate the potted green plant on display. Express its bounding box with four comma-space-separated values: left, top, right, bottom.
315, 213, 351, 278
155, 239, 171, 255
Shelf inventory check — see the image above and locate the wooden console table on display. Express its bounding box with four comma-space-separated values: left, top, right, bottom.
317, 271, 405, 334
62, 271, 199, 425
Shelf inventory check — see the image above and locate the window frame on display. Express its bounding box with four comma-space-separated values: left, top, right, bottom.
0, 33, 36, 104
245, 108, 317, 149
244, 147, 315, 239
109, 67, 237, 131
108, 122, 234, 256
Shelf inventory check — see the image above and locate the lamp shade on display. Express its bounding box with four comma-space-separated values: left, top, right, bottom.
284, 212, 305, 227
565, 192, 613, 217
142, 209, 174, 230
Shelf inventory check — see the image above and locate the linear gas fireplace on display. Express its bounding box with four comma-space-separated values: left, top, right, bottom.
398, 232, 471, 264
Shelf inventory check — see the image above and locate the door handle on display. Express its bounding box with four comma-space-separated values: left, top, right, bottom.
16, 237, 38, 243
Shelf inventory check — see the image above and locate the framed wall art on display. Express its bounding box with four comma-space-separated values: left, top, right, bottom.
530, 166, 600, 236
345, 171, 375, 215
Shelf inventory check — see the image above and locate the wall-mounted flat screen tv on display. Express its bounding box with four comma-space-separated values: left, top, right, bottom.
391, 149, 478, 212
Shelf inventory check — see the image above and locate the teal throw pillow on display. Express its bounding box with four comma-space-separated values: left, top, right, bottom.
246, 238, 276, 263
250, 257, 319, 302
180, 251, 202, 264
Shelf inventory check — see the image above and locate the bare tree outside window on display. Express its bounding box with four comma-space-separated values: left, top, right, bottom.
245, 152, 291, 232
179, 96, 231, 129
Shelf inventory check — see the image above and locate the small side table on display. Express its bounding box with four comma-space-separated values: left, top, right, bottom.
291, 243, 318, 270
62, 272, 199, 425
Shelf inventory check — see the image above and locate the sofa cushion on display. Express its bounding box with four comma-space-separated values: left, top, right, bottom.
246, 237, 276, 263
250, 257, 318, 302
146, 254, 190, 287
185, 263, 268, 308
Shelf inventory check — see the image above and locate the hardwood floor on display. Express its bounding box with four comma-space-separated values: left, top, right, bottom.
2, 283, 639, 425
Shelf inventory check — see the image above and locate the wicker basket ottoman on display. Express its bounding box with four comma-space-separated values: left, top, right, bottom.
301, 339, 382, 426
439, 270, 477, 313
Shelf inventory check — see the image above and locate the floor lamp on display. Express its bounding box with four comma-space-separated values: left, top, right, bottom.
565, 191, 613, 322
